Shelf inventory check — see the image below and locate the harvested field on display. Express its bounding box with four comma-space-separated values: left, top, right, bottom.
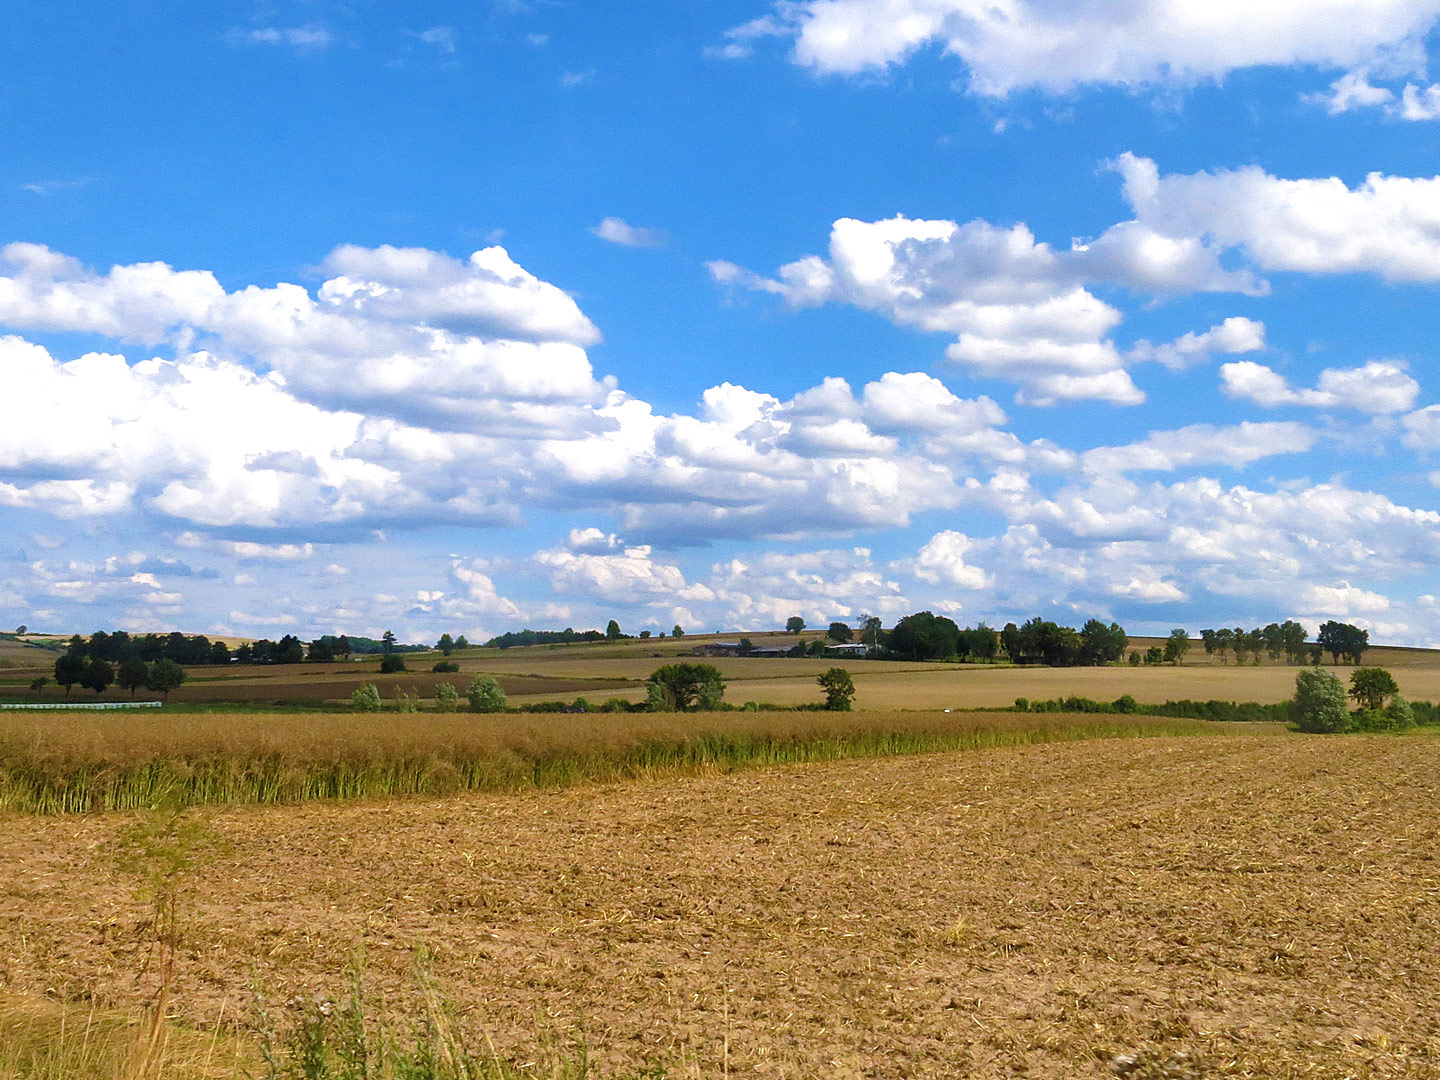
2, 734, 1438, 1078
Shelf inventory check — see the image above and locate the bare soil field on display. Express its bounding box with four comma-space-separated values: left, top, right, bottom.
2, 734, 1437, 1078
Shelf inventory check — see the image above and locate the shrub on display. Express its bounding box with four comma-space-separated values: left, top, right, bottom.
817, 667, 855, 711
466, 674, 508, 712
379, 654, 407, 674
434, 682, 459, 711
645, 663, 725, 711
1291, 668, 1350, 733
432, 660, 460, 673
598, 697, 632, 712
394, 688, 420, 713
350, 683, 382, 712
1387, 695, 1415, 728
1013, 697, 1029, 712
1112, 694, 1137, 714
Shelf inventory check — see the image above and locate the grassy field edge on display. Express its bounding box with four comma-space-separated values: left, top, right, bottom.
0, 713, 1280, 815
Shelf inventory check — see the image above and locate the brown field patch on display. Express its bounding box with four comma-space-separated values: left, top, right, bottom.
1, 735, 1437, 1077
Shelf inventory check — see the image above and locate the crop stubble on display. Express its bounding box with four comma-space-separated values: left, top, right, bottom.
2, 735, 1438, 1077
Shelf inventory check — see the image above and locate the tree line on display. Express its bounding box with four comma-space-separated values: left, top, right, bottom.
482, 621, 684, 649
1197, 620, 1368, 665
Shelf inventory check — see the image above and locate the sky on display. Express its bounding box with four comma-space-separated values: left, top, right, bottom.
4, 1, 1440, 646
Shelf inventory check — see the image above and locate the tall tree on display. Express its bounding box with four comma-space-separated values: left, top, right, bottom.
54, 653, 86, 696
888, 611, 961, 661
436, 633, 455, 656
785, 616, 805, 634
117, 656, 150, 698
1163, 629, 1190, 664
605, 619, 623, 640
381, 630, 397, 654
80, 659, 114, 695
1318, 621, 1368, 665
827, 622, 853, 643
145, 658, 186, 699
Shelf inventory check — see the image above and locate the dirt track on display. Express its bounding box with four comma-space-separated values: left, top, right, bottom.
2, 735, 1439, 1078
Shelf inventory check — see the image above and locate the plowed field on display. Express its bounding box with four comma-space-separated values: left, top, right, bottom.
2, 734, 1438, 1078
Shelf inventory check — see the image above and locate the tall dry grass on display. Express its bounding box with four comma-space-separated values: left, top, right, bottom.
0, 996, 247, 1080
0, 710, 1281, 814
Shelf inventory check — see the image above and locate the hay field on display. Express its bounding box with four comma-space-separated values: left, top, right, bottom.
2, 734, 1437, 1078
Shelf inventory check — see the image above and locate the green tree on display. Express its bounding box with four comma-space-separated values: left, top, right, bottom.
275, 634, 305, 665
336, 634, 352, 659
1000, 622, 1022, 664
436, 633, 455, 656
466, 674, 508, 712
379, 653, 407, 674
1292, 668, 1350, 733
434, 682, 459, 711
381, 630, 397, 654
786, 616, 805, 634
1079, 619, 1128, 665
859, 615, 883, 653
351, 683, 382, 712
1262, 622, 1285, 663
307, 636, 336, 663
81, 658, 115, 695
817, 667, 855, 711
145, 658, 186, 699
1281, 621, 1308, 664
1199, 629, 1216, 656
645, 663, 725, 711
454, 635, 469, 651
1213, 627, 1234, 664
888, 611, 961, 661
1163, 629, 1190, 665
118, 655, 150, 698
606, 619, 622, 640
960, 624, 998, 660
671, 624, 684, 638
54, 653, 86, 696
1317, 620, 1368, 665
1348, 667, 1400, 712
827, 621, 853, 643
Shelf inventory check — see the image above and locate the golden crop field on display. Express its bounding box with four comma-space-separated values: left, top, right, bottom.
0, 708, 1259, 813
1, 733, 1437, 1078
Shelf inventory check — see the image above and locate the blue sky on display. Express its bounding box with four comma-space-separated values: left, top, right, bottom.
5, 0, 1440, 644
